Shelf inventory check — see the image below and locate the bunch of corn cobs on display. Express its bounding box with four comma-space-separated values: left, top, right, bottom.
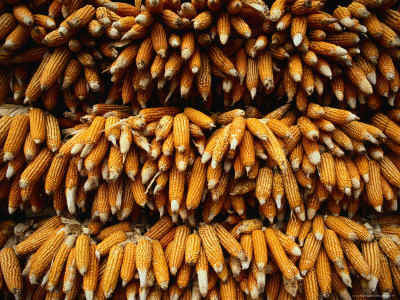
2, 215, 400, 299
1, 0, 400, 298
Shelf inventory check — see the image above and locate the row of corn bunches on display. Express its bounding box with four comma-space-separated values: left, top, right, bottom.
0, 215, 400, 299
0, 104, 399, 222
2, 0, 400, 110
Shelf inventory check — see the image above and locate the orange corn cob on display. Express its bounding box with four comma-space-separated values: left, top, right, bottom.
95, 231, 127, 259
0, 248, 23, 299
340, 237, 371, 280
214, 223, 245, 261
185, 232, 201, 265
135, 237, 152, 288
3, 115, 29, 162
379, 236, 400, 267
29, 227, 66, 284
47, 235, 76, 292
264, 228, 299, 281
83, 244, 98, 300
19, 147, 53, 189
152, 240, 169, 290
199, 224, 226, 276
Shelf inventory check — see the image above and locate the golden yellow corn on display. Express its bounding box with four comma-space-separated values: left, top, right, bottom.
366, 159, 384, 212
120, 242, 135, 287
75, 234, 90, 276
340, 237, 371, 280
169, 225, 190, 275
186, 157, 207, 210
274, 228, 302, 257
28, 108, 46, 145
19, 147, 53, 189
378, 249, 394, 299
324, 216, 357, 241
199, 224, 226, 276
29, 227, 66, 284
379, 236, 400, 267
95, 230, 127, 259
83, 244, 98, 300
264, 228, 299, 281
3, 114, 29, 162
214, 223, 245, 261
136, 237, 152, 288
152, 240, 169, 290
63, 247, 77, 294
299, 233, 321, 276
185, 232, 201, 265
47, 235, 76, 291
0, 247, 23, 299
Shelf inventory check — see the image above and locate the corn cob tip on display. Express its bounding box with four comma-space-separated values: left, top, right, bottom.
170, 200, 179, 213
293, 34, 303, 47
159, 281, 168, 290
307, 208, 316, 221
29, 274, 38, 285
383, 292, 391, 300
369, 275, 378, 292
6, 166, 15, 180
3, 41, 14, 50
241, 259, 250, 270
78, 266, 87, 275
138, 269, 147, 288
19, 179, 28, 189
230, 139, 239, 150
4, 152, 14, 162
170, 266, 177, 275
197, 270, 207, 296
85, 291, 94, 300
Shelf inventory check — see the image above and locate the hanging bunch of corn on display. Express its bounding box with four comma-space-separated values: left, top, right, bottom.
0, 2, 104, 110
0, 214, 398, 299
0, 103, 399, 222
0, 0, 400, 110
0, 106, 63, 214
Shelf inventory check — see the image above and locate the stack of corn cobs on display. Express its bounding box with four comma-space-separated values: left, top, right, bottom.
2, 0, 400, 298
1, 0, 400, 109
1, 104, 399, 221
2, 215, 400, 300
